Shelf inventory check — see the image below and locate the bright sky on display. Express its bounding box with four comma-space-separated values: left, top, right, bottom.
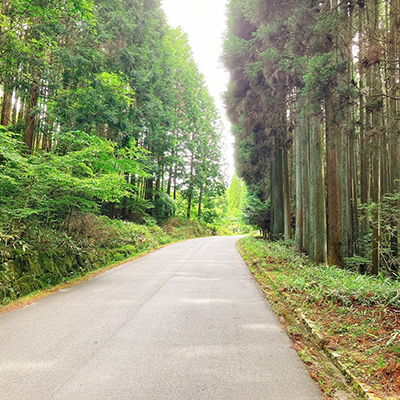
161, 0, 234, 182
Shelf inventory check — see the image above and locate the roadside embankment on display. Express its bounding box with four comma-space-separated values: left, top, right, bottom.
0, 214, 216, 307
238, 236, 400, 400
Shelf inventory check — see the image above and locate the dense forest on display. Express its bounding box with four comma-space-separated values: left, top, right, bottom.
0, 0, 231, 301
223, 0, 400, 275
0, 0, 225, 230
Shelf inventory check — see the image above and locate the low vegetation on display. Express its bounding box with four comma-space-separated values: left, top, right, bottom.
0, 214, 219, 307
238, 236, 400, 399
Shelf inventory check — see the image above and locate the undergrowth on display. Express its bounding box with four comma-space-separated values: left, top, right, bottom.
0, 214, 218, 306
239, 236, 400, 308
238, 236, 400, 399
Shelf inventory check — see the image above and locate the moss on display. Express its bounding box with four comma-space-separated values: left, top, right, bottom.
39, 252, 56, 273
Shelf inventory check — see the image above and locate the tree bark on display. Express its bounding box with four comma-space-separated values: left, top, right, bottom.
187, 151, 194, 219
24, 69, 41, 152
309, 115, 327, 264
295, 109, 306, 252
198, 183, 203, 220
271, 140, 284, 241
368, 0, 381, 274
388, 0, 399, 272
325, 97, 344, 267
1, 83, 13, 126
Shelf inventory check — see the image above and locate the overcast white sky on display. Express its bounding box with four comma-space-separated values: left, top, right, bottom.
161, 0, 234, 181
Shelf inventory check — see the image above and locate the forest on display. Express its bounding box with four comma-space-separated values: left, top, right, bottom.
0, 0, 234, 301
0, 0, 226, 223
223, 0, 400, 276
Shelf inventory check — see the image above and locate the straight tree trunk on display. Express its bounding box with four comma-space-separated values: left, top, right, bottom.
187, 151, 194, 219
173, 162, 178, 201
338, 126, 350, 258
295, 109, 306, 252
359, 5, 370, 257
368, 0, 382, 274
325, 97, 344, 267
283, 144, 291, 240
388, 0, 399, 272
301, 115, 310, 253
198, 183, 203, 220
271, 140, 284, 240
24, 69, 41, 152
309, 115, 327, 264
167, 162, 173, 196
145, 179, 154, 201
1, 83, 13, 126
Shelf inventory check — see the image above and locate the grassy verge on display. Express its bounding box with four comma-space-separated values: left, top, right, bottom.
238, 236, 400, 400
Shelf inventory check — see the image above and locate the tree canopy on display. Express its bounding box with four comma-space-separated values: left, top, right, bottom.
223, 0, 400, 275
0, 0, 225, 234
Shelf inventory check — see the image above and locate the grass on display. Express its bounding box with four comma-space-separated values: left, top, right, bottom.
238, 236, 400, 400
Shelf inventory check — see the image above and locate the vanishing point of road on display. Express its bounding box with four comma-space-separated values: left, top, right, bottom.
0, 236, 323, 399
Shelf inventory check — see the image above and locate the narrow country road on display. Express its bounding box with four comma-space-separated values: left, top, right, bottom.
0, 236, 323, 400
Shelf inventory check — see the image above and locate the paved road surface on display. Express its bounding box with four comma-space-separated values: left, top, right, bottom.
0, 236, 323, 399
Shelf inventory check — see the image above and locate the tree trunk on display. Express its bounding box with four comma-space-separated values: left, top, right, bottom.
145, 179, 153, 201
198, 183, 203, 220
301, 114, 310, 253
187, 152, 194, 219
388, 0, 399, 272
309, 115, 327, 264
283, 144, 291, 240
24, 69, 41, 152
295, 109, 306, 252
1, 83, 13, 126
271, 140, 284, 241
368, 0, 382, 274
325, 97, 344, 267
167, 163, 173, 196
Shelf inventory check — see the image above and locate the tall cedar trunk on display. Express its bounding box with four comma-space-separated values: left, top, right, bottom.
24, 69, 41, 152
145, 179, 153, 201
173, 162, 178, 200
325, 97, 344, 267
167, 162, 173, 196
348, 7, 358, 257
155, 174, 161, 200
198, 183, 203, 220
295, 108, 305, 252
302, 114, 310, 253
154, 155, 161, 199
359, 6, 370, 257
369, 0, 381, 274
283, 144, 291, 240
388, 0, 399, 271
338, 125, 350, 258
309, 115, 327, 264
187, 151, 194, 219
350, 127, 359, 255
271, 141, 284, 240
1, 83, 13, 126
323, 0, 344, 267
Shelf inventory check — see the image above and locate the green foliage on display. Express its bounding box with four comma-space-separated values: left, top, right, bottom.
0, 129, 147, 227
241, 194, 270, 234
0, 213, 219, 304
303, 53, 347, 102
152, 193, 177, 224
0, 0, 226, 308
239, 236, 400, 308
227, 174, 247, 218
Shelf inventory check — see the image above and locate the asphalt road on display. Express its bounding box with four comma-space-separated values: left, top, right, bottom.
0, 236, 323, 400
